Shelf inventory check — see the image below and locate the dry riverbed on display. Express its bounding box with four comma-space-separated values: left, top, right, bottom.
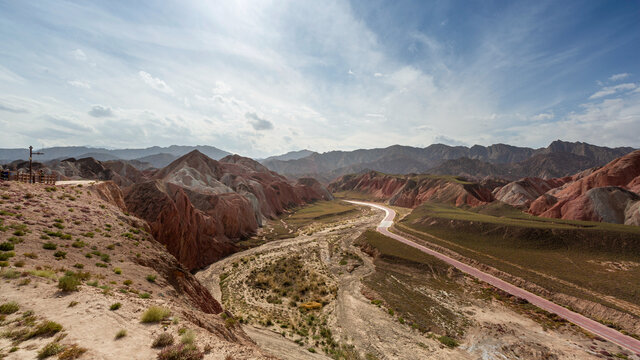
196, 203, 638, 360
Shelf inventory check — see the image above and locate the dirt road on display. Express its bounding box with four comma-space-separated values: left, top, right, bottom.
348, 200, 640, 355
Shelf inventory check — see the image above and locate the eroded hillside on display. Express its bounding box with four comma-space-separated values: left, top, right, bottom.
0, 181, 269, 359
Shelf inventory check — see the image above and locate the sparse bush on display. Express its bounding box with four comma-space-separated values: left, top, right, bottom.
14, 260, 25, 267
157, 344, 203, 360
123, 279, 132, 286
54, 251, 67, 259
31, 321, 63, 338
53, 223, 65, 229
437, 335, 459, 348
152, 333, 174, 348
180, 329, 195, 345
0, 301, 19, 314
1, 269, 20, 279
113, 267, 122, 275
110, 302, 121, 311
146, 274, 157, 283
58, 274, 80, 292
95, 262, 107, 268
139, 292, 151, 299
72, 241, 86, 248
43, 242, 57, 250
0, 251, 15, 260
37, 341, 63, 359
141, 306, 171, 323
68, 301, 78, 307
24, 252, 38, 259
115, 329, 127, 339
0, 242, 14, 251
57, 344, 87, 359
73, 263, 84, 269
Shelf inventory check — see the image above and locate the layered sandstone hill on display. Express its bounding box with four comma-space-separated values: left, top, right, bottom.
0, 181, 267, 359
328, 171, 494, 208
493, 150, 640, 225
528, 150, 640, 225
125, 151, 331, 270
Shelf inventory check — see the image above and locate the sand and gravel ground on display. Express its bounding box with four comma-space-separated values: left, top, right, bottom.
197, 203, 639, 360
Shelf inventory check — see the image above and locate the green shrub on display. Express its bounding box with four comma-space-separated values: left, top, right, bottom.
110, 302, 121, 311
1, 269, 20, 279
0, 242, 14, 251
139, 292, 151, 299
0, 301, 19, 314
141, 306, 171, 323
113, 267, 122, 275
54, 251, 67, 259
43, 242, 57, 250
123, 279, 132, 286
95, 262, 107, 268
57, 344, 87, 359
115, 329, 127, 339
37, 342, 63, 359
152, 333, 175, 348
53, 223, 65, 229
58, 274, 81, 292
157, 344, 203, 360
71, 241, 86, 248
31, 321, 63, 338
0, 251, 15, 260
437, 335, 459, 348
180, 329, 195, 345
73, 263, 84, 269
146, 274, 157, 283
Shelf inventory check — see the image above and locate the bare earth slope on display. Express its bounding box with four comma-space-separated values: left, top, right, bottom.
0, 181, 269, 359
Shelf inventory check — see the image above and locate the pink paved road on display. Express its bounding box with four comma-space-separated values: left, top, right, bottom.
348, 200, 640, 355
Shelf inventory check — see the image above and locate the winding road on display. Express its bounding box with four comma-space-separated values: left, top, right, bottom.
348, 200, 640, 355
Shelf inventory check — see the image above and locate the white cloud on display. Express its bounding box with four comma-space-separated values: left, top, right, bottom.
531, 111, 554, 121
67, 80, 91, 89
212, 81, 231, 95
72, 49, 87, 61
589, 83, 636, 99
88, 105, 114, 117
609, 73, 630, 82
138, 71, 174, 94
374, 72, 383, 77
245, 112, 274, 131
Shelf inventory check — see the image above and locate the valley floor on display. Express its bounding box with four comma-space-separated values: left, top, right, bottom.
196, 201, 636, 360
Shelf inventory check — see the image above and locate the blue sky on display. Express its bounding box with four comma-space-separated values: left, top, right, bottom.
0, 0, 639, 157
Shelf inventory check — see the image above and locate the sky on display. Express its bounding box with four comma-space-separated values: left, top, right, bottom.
0, 0, 639, 158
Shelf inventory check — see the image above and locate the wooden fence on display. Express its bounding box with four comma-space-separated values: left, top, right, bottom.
1, 171, 56, 185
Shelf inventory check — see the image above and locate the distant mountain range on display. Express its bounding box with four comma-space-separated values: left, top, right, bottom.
0, 145, 230, 165
263, 140, 636, 182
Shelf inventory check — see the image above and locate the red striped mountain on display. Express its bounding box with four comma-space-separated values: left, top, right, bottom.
124, 150, 331, 270
328, 171, 494, 208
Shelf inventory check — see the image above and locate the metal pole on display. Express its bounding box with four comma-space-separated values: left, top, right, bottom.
29, 146, 33, 184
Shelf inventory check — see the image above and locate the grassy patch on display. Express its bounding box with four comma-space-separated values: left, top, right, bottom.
0, 301, 19, 314
356, 229, 466, 337
152, 333, 174, 348
141, 306, 171, 323
399, 202, 640, 310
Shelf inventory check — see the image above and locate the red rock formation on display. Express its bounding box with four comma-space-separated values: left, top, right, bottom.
328, 171, 494, 208
125, 151, 329, 270
494, 177, 569, 208
89, 181, 128, 212
528, 150, 640, 225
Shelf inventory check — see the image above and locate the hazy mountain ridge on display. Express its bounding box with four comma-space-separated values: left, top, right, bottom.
264, 140, 635, 182
0, 145, 230, 163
